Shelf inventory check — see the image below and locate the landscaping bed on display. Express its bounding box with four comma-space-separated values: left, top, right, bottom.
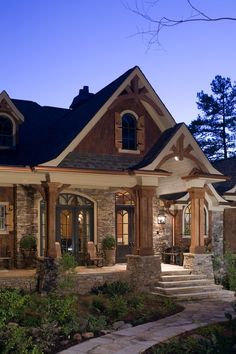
0, 281, 183, 353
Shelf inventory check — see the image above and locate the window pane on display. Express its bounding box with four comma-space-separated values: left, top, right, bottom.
122, 114, 137, 150
0, 116, 13, 147
0, 205, 6, 230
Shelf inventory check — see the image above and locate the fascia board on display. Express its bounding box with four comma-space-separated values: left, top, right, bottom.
140, 124, 225, 175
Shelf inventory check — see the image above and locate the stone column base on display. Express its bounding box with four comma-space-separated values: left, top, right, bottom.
126, 254, 161, 291
183, 253, 214, 280
35, 257, 59, 293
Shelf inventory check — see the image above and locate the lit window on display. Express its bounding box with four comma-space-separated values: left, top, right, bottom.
0, 116, 13, 147
122, 113, 137, 150
183, 203, 208, 237
0, 205, 6, 231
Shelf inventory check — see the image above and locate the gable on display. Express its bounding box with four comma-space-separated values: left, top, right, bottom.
0, 91, 24, 123
138, 124, 223, 175
41, 66, 176, 167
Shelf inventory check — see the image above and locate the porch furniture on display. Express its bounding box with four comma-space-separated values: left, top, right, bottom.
87, 241, 104, 267
162, 246, 186, 266
0, 246, 13, 269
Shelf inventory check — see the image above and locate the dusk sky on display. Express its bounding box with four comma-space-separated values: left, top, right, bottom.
1, 0, 236, 124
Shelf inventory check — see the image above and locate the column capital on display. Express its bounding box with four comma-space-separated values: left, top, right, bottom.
133, 185, 156, 198
188, 187, 205, 199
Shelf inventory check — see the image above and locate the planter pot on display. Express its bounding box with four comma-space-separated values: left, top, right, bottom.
21, 249, 37, 268
104, 249, 116, 266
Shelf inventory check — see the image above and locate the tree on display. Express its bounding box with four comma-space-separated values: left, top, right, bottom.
126, 0, 236, 46
188, 75, 236, 160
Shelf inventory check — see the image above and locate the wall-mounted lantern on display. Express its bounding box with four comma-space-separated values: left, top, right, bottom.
157, 209, 166, 224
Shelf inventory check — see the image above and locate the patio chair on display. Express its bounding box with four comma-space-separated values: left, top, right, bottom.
0, 245, 13, 269
87, 241, 104, 267
162, 246, 185, 266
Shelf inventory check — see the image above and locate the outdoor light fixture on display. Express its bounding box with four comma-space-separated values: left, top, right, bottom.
174, 155, 179, 161
157, 209, 166, 224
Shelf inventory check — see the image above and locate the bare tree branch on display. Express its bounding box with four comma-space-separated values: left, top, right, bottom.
125, 0, 236, 46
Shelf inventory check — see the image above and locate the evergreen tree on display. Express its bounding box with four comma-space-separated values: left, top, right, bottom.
189, 75, 236, 160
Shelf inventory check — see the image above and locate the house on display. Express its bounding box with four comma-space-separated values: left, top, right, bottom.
0, 66, 235, 274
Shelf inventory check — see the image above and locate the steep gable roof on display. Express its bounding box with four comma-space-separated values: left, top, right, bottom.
213, 157, 236, 194
0, 67, 136, 166
130, 123, 183, 170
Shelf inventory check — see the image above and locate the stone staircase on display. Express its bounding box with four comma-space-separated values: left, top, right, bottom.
152, 269, 235, 301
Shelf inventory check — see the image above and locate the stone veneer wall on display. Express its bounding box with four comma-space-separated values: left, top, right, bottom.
211, 211, 224, 258
16, 186, 38, 267
152, 196, 172, 255
183, 253, 214, 280
127, 255, 161, 291
72, 188, 115, 249
0, 270, 129, 295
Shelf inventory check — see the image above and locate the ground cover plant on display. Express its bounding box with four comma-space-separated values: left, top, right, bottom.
0, 255, 183, 353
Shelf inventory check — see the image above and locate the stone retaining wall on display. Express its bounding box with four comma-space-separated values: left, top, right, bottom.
0, 276, 36, 291
75, 271, 129, 295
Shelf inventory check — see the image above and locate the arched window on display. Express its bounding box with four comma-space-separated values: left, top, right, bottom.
122, 113, 137, 150
0, 115, 13, 147
183, 203, 208, 237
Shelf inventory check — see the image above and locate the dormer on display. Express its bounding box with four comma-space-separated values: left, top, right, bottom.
0, 91, 24, 149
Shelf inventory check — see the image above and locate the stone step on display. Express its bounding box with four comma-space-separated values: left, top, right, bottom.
157, 279, 214, 288
151, 289, 235, 302
161, 270, 192, 276
153, 284, 222, 295
160, 274, 207, 282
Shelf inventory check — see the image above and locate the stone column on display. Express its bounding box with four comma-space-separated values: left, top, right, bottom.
188, 187, 205, 254
42, 182, 61, 258
133, 186, 155, 256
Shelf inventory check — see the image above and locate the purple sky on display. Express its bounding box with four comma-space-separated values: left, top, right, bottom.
1, 0, 236, 124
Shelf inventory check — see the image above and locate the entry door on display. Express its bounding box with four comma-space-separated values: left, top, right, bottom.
57, 207, 75, 253
116, 206, 134, 263
56, 207, 93, 256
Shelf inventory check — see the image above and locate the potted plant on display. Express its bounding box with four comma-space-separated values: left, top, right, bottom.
102, 235, 116, 266
20, 234, 37, 268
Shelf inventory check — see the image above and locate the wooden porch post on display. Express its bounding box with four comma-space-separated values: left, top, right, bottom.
188, 187, 205, 254
133, 186, 155, 256
43, 182, 61, 258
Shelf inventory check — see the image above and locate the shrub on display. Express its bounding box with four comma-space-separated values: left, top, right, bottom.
87, 315, 107, 334
59, 252, 77, 271
102, 235, 116, 250
19, 234, 37, 250
91, 281, 131, 296
91, 295, 108, 313
224, 251, 236, 291
0, 325, 42, 354
106, 295, 128, 320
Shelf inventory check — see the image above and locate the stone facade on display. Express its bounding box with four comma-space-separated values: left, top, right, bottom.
72, 188, 115, 249
15, 185, 38, 267
183, 253, 214, 280
75, 271, 129, 295
211, 211, 224, 258
153, 196, 172, 255
126, 254, 161, 291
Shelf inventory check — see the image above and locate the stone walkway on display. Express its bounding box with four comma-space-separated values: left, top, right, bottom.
59, 300, 236, 354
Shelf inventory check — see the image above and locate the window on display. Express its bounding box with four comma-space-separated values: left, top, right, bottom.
183, 203, 208, 237
0, 204, 7, 232
0, 115, 14, 147
122, 113, 137, 150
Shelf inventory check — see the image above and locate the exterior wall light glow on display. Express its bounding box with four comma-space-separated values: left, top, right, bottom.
174, 156, 179, 161
157, 211, 166, 224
